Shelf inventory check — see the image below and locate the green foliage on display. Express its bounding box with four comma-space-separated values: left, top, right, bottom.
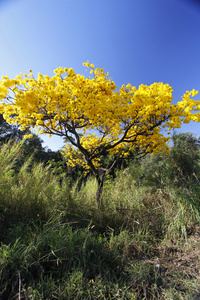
0, 216, 128, 299
0, 113, 26, 143
0, 136, 200, 299
169, 132, 200, 180
0, 141, 71, 235
128, 132, 200, 188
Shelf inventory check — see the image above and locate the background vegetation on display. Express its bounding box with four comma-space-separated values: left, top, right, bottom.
0, 115, 200, 299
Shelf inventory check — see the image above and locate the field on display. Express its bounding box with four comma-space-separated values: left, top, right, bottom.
0, 134, 200, 299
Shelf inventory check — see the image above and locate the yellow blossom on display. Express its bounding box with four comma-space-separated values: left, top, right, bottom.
0, 62, 199, 179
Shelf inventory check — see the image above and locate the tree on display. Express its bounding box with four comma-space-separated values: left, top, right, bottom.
0, 113, 26, 143
169, 132, 200, 180
0, 62, 200, 208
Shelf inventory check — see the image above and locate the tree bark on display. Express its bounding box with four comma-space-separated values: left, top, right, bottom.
96, 174, 105, 210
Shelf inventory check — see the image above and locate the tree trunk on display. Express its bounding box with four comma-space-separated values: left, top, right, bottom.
96, 175, 104, 210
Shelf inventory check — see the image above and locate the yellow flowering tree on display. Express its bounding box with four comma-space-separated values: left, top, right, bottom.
0, 62, 200, 208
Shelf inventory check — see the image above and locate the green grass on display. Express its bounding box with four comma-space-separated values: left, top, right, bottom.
0, 141, 200, 299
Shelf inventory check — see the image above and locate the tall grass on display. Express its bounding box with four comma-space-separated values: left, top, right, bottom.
0, 140, 200, 299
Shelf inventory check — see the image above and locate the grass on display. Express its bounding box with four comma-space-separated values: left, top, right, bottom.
0, 141, 200, 299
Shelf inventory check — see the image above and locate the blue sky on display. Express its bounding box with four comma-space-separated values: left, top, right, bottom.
0, 0, 200, 150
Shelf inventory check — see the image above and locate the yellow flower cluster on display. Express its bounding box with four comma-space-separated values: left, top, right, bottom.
0, 62, 199, 170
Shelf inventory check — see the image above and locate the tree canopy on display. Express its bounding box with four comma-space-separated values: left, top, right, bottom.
0, 62, 200, 207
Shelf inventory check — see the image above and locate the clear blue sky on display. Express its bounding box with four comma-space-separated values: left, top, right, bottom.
0, 0, 200, 150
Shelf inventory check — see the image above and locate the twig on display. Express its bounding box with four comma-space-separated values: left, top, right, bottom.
29, 246, 67, 266
18, 271, 21, 300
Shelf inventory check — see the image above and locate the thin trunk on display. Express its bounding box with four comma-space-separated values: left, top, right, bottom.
96, 175, 104, 210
